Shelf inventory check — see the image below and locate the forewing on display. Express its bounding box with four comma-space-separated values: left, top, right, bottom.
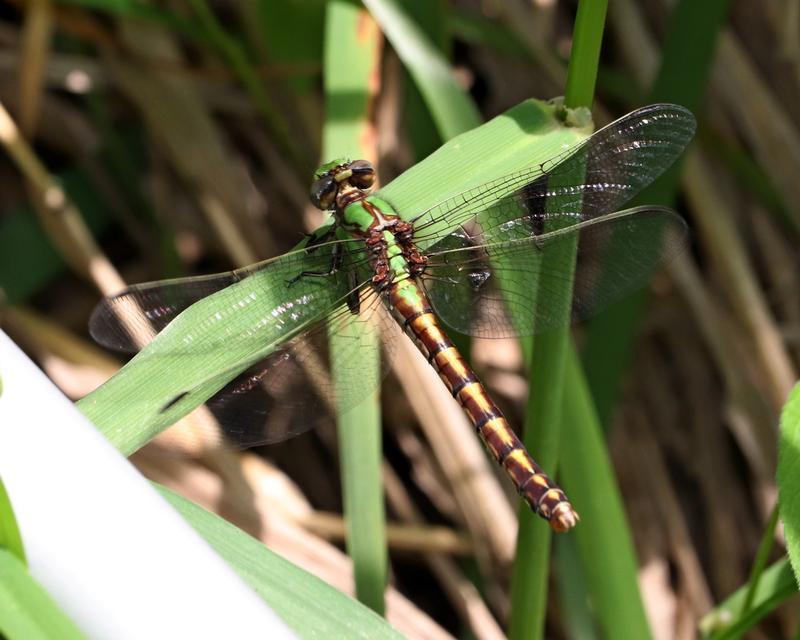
89, 237, 368, 353
422, 207, 687, 337
89, 235, 402, 446
411, 104, 696, 250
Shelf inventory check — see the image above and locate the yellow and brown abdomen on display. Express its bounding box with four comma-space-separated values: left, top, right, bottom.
387, 278, 579, 532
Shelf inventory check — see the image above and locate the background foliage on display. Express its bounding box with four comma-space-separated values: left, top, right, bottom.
1, 0, 800, 638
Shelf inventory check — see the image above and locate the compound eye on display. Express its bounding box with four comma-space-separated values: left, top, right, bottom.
349, 159, 375, 189
310, 175, 337, 210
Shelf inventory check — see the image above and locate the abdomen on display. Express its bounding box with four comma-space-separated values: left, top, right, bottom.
386, 277, 579, 532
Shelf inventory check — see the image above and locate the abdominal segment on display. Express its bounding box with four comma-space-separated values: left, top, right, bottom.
387, 277, 579, 532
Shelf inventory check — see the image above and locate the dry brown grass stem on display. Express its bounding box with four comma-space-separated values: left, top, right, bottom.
683, 149, 797, 412
615, 406, 714, 636
18, 0, 52, 137
382, 463, 506, 640
106, 54, 265, 268
0, 100, 126, 295
713, 31, 800, 232
668, 251, 776, 480
391, 338, 518, 567
299, 509, 474, 556
607, 0, 660, 88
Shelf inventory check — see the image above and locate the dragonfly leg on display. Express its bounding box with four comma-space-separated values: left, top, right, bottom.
286, 242, 343, 286
346, 266, 361, 314
301, 224, 338, 251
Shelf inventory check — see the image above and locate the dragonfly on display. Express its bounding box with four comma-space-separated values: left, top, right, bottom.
90, 103, 696, 532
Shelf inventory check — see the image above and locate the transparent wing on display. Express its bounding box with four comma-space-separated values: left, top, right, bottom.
202, 290, 401, 446
409, 104, 696, 250
89, 236, 368, 353
422, 207, 687, 337
89, 237, 396, 447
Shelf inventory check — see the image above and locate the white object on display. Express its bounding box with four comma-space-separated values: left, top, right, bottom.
0, 331, 295, 640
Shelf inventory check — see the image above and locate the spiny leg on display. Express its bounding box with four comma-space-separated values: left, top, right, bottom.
286, 241, 344, 286
302, 223, 339, 250
345, 263, 361, 314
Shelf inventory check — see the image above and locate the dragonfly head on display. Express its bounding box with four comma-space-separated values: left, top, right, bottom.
310, 159, 375, 211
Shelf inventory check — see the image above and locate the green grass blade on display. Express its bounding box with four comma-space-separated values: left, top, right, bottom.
363, 0, 481, 139
649, 0, 733, 109
778, 383, 800, 584
509, 139, 593, 638
700, 558, 797, 640
0, 549, 86, 640
336, 387, 386, 613
554, 535, 598, 640
564, 0, 608, 109
322, 1, 382, 159
157, 486, 403, 639
739, 504, 780, 616
0, 477, 25, 564
510, 3, 606, 638
559, 346, 652, 639
510, 326, 575, 640
397, 0, 449, 160
249, 0, 324, 95
323, 1, 387, 614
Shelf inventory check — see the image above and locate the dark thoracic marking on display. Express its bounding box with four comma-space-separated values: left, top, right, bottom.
161, 391, 189, 413
521, 174, 549, 236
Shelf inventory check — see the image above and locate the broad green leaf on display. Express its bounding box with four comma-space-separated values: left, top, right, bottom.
0, 478, 25, 564
559, 347, 652, 639
323, 1, 387, 615
158, 486, 403, 639
778, 383, 800, 584
0, 549, 85, 640
511, 1, 605, 637
699, 558, 797, 639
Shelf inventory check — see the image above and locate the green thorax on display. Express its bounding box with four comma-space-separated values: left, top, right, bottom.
340, 195, 412, 283
340, 195, 397, 234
